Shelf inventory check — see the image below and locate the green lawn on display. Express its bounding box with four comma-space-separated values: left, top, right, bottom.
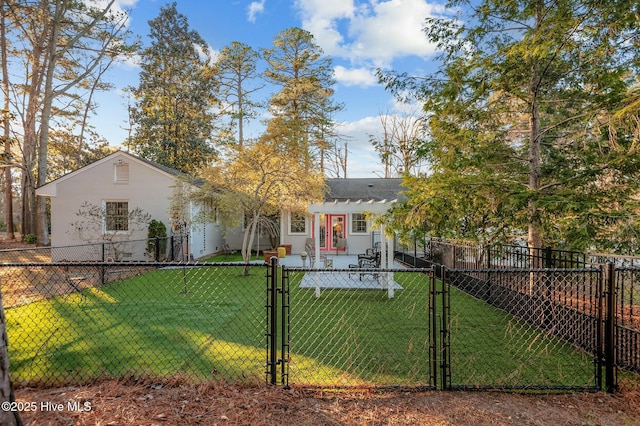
285, 271, 598, 389
6, 265, 268, 385
5, 265, 599, 389
201, 252, 263, 262
285, 271, 434, 387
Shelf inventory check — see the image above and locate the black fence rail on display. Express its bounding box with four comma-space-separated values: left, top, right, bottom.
588, 252, 640, 268
417, 239, 588, 270
0, 235, 190, 264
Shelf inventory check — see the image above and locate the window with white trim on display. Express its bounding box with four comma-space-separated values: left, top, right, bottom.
289, 212, 307, 234
105, 201, 129, 232
351, 213, 368, 234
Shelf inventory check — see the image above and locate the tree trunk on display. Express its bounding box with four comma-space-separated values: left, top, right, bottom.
241, 213, 259, 276
528, 98, 542, 262
237, 84, 244, 146
528, 0, 544, 268
0, 282, 22, 426
21, 36, 45, 240
1, 2, 14, 240
35, 0, 65, 247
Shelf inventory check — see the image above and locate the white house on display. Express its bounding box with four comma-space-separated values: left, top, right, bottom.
36, 152, 405, 263
279, 178, 406, 266
35, 150, 223, 261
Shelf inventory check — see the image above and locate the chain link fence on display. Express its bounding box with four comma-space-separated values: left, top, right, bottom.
2, 262, 267, 386
0, 236, 190, 264
0, 250, 627, 391
282, 267, 436, 389
443, 268, 602, 390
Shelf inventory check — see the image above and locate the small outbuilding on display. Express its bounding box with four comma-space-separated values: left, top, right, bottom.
36, 150, 223, 261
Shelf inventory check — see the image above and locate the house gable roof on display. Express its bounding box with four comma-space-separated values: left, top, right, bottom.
36, 150, 186, 197
325, 178, 406, 203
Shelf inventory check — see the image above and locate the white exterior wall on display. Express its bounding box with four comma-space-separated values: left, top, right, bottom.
224, 222, 272, 254
189, 202, 224, 259
281, 212, 311, 254
280, 211, 376, 255
38, 152, 220, 261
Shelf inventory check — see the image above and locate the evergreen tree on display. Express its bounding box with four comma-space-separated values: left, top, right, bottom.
380, 0, 640, 253
130, 2, 216, 175
263, 27, 343, 172
213, 41, 263, 148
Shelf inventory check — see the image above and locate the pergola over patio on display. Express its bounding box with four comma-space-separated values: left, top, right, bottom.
307, 197, 398, 270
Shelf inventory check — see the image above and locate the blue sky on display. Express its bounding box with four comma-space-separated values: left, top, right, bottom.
98, 0, 449, 177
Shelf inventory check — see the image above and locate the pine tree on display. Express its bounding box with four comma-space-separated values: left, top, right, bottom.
129, 2, 216, 175
213, 41, 263, 148
263, 27, 343, 172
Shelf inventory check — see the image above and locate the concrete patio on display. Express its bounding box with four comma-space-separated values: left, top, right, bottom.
275, 254, 405, 297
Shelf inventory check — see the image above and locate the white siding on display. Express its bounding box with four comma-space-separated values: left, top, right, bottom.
38, 152, 222, 260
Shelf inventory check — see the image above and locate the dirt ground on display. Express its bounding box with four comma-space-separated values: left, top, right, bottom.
0, 236, 33, 251
11, 378, 640, 426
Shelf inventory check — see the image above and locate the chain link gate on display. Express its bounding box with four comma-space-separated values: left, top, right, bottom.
267, 259, 437, 389
441, 266, 607, 391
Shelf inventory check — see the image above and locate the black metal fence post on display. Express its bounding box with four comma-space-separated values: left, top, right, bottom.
429, 267, 438, 387
267, 256, 278, 385
100, 243, 106, 284
544, 246, 553, 268
154, 237, 160, 261
280, 265, 289, 387
596, 264, 604, 390
440, 265, 450, 390
604, 262, 618, 392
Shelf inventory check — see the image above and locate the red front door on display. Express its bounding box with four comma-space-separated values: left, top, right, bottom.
313, 214, 346, 252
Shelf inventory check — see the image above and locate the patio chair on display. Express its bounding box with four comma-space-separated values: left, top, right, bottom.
348, 252, 381, 280
222, 243, 236, 259
358, 247, 377, 261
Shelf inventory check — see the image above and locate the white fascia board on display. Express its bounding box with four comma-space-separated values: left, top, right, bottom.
308, 199, 396, 214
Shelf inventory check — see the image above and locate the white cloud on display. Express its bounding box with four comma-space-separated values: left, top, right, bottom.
389, 96, 425, 115
333, 65, 378, 87
294, 0, 355, 56
337, 117, 384, 177
295, 0, 355, 18
247, 0, 266, 23
349, 0, 442, 66
114, 52, 141, 69
295, 0, 443, 67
